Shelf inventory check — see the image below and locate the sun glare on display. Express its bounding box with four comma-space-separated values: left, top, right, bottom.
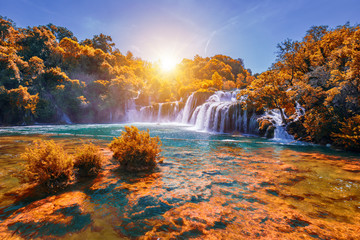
159, 55, 178, 72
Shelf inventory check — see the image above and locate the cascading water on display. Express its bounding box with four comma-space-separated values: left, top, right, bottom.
186, 90, 259, 133
126, 90, 306, 141
157, 103, 163, 122
265, 109, 294, 141
295, 101, 305, 121
60, 112, 72, 124
135, 101, 183, 123
128, 90, 260, 134
182, 93, 197, 123
126, 91, 141, 122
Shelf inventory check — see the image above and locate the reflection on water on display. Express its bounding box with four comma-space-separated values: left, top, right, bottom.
0, 124, 359, 239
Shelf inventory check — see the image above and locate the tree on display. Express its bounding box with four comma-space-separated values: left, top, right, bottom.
212, 71, 223, 90
275, 38, 306, 86
332, 115, 360, 151
17, 26, 56, 61
47, 24, 78, 42
81, 34, 115, 53
240, 70, 294, 124
0, 16, 16, 43
7, 85, 39, 123
37, 67, 70, 90
305, 25, 328, 42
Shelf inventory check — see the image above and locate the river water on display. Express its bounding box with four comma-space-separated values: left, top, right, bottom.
0, 123, 359, 239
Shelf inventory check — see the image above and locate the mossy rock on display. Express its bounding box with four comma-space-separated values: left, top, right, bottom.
265, 125, 275, 138
258, 118, 274, 137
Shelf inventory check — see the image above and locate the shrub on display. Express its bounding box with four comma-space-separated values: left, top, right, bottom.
109, 126, 162, 172
332, 115, 360, 152
20, 140, 74, 191
74, 143, 103, 176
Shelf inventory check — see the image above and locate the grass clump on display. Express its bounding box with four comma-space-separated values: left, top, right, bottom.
74, 143, 103, 177
109, 126, 162, 172
20, 140, 74, 191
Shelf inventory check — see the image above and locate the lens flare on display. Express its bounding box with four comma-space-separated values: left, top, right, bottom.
159, 54, 178, 72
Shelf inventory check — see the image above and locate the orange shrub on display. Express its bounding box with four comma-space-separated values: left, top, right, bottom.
109, 126, 162, 172
20, 140, 74, 191
74, 143, 103, 176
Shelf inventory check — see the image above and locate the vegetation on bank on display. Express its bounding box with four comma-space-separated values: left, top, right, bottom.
20, 140, 74, 191
20, 140, 104, 191
109, 126, 162, 172
1, 16, 359, 151
74, 143, 103, 177
239, 23, 360, 151
18, 126, 162, 191
0, 16, 249, 125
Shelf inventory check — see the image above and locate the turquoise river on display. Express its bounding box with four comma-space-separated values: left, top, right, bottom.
0, 123, 359, 239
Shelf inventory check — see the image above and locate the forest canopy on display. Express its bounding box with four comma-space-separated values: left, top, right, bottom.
0, 16, 359, 151
239, 23, 360, 151
0, 16, 249, 125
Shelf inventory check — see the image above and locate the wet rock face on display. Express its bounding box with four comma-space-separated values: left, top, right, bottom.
185, 91, 215, 121
265, 125, 275, 138
258, 118, 275, 138
286, 117, 309, 141
138, 101, 184, 122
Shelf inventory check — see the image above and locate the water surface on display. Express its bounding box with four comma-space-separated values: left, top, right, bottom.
0, 123, 359, 239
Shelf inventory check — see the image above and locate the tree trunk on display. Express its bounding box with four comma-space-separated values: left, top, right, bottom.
279, 107, 286, 125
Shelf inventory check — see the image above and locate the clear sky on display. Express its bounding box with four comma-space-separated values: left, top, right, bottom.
2, 0, 360, 73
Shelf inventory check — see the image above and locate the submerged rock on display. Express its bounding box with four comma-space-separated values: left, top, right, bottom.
0, 191, 91, 239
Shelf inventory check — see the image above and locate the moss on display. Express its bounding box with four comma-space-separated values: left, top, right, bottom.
109, 126, 162, 172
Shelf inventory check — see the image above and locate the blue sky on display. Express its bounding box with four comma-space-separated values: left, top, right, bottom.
2, 0, 360, 73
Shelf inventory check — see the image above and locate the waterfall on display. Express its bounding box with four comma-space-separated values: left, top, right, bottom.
134, 101, 183, 123
126, 90, 259, 134
182, 93, 196, 123
60, 112, 72, 124
295, 101, 305, 121
265, 109, 294, 141
157, 103, 163, 122
126, 90, 301, 140
124, 89, 302, 141
183, 90, 259, 134
126, 91, 141, 122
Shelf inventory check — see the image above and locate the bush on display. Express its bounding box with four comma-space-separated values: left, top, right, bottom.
109, 126, 162, 172
332, 115, 360, 152
74, 143, 103, 176
20, 140, 74, 191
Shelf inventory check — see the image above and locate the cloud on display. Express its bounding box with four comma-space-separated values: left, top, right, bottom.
205, 30, 217, 55
203, 1, 283, 56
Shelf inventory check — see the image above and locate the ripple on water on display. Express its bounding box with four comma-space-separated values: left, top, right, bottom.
0, 126, 359, 239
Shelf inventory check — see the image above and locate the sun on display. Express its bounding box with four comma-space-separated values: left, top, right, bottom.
159, 55, 178, 72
